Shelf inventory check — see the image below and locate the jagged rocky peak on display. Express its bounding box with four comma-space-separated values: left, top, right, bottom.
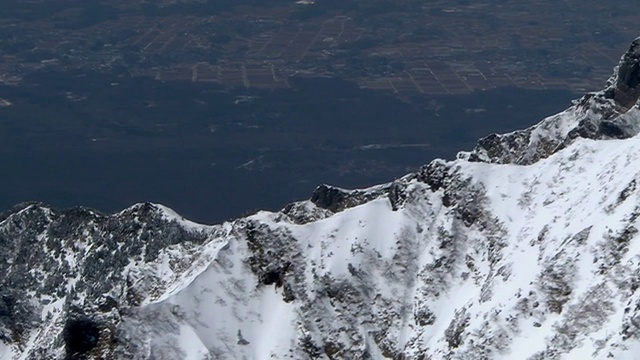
462, 36, 640, 165
308, 180, 412, 214
610, 36, 640, 109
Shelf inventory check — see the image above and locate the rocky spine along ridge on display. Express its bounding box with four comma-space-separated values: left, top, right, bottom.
462, 37, 640, 165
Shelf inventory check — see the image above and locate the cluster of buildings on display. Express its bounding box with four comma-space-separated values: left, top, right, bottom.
0, 0, 636, 97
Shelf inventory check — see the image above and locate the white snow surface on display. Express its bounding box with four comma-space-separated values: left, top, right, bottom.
110, 133, 640, 359
0, 344, 14, 360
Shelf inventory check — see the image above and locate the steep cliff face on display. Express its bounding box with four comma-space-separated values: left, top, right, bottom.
4, 39, 640, 360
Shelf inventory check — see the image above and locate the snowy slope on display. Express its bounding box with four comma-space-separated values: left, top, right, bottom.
120, 133, 640, 360
2, 38, 640, 359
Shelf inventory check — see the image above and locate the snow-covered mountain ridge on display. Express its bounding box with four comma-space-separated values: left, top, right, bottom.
3, 38, 640, 359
